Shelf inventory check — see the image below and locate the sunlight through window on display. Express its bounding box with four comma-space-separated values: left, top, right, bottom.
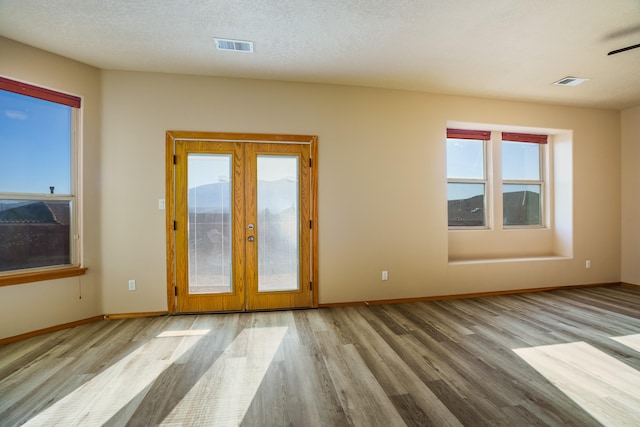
514, 341, 640, 426
22, 331, 206, 426
161, 326, 288, 426
611, 333, 640, 353
157, 329, 210, 338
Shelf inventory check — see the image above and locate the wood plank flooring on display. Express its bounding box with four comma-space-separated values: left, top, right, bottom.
2, 285, 640, 426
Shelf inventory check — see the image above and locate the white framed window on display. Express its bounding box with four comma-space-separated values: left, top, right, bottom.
501, 133, 546, 227
446, 129, 490, 227
0, 77, 81, 277
447, 128, 548, 229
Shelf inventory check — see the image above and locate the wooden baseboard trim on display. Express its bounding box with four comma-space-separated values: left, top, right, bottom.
1, 311, 170, 345
3, 283, 629, 344
0, 315, 105, 345
621, 282, 640, 289
104, 311, 169, 320
318, 282, 622, 308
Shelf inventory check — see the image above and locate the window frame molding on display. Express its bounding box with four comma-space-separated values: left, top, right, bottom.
0, 266, 87, 287
0, 76, 85, 285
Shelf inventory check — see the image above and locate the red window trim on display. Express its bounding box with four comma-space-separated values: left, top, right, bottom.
447, 128, 491, 140
0, 76, 81, 108
502, 132, 548, 144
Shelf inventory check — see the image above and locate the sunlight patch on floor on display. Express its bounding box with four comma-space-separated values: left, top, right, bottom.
611, 333, 640, 353
514, 341, 640, 426
23, 330, 206, 426
157, 329, 211, 338
160, 326, 288, 427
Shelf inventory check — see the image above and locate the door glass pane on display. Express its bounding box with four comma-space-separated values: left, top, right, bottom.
188, 154, 232, 294
257, 156, 299, 292
503, 184, 541, 226
448, 183, 485, 227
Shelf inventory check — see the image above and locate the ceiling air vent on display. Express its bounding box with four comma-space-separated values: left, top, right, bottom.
552, 76, 589, 86
215, 38, 254, 53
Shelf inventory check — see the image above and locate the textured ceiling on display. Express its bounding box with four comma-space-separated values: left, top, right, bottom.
1, 0, 640, 109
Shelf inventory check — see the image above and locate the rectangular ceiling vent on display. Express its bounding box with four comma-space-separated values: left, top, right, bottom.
553, 76, 589, 86
215, 38, 254, 53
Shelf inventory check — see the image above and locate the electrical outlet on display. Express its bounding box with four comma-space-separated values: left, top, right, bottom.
586, 260, 591, 269
128, 279, 136, 290
382, 270, 389, 281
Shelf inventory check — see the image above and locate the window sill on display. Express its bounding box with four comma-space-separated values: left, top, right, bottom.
0, 266, 88, 287
448, 256, 570, 265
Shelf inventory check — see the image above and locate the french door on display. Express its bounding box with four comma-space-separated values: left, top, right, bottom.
166, 132, 317, 313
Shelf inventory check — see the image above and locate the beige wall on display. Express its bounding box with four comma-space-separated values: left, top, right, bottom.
0, 37, 626, 338
100, 70, 621, 311
622, 105, 640, 285
0, 38, 103, 338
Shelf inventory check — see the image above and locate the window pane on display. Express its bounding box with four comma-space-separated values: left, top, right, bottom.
448, 183, 485, 227
187, 154, 232, 294
502, 141, 540, 181
446, 138, 484, 179
257, 155, 300, 292
503, 184, 541, 226
0, 200, 71, 271
0, 90, 72, 194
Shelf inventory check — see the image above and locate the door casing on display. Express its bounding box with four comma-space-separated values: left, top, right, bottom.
165, 131, 318, 313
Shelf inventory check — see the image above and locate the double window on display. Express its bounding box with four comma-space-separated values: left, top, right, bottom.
447, 128, 547, 229
0, 77, 80, 277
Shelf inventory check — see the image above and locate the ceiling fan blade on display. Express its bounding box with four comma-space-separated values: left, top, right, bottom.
608, 43, 640, 55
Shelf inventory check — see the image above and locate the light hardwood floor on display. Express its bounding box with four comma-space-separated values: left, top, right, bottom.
2, 285, 640, 426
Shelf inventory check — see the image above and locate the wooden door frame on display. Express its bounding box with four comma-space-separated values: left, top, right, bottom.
165, 131, 319, 314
